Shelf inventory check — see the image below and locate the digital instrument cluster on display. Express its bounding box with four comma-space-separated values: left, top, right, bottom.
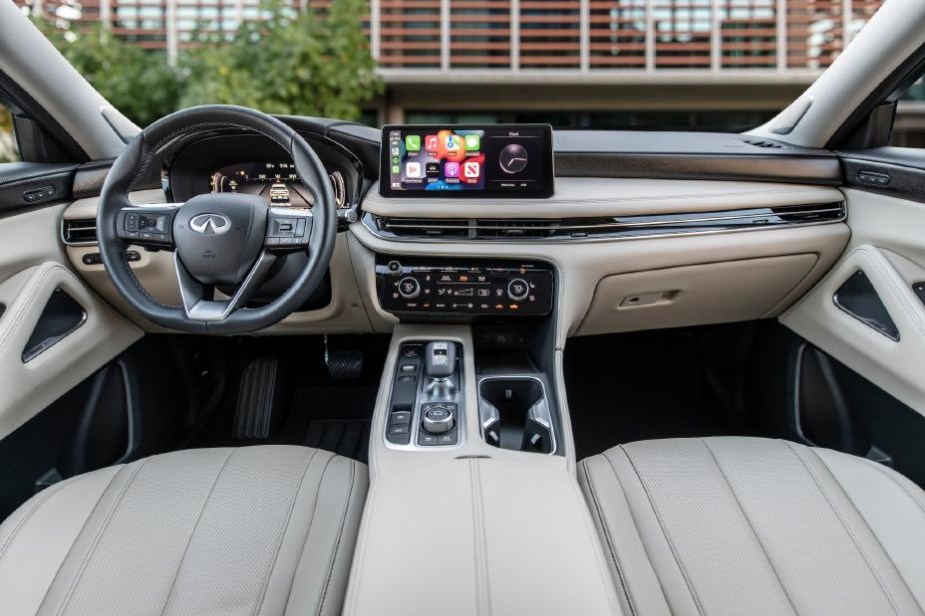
209, 161, 347, 209
379, 124, 554, 199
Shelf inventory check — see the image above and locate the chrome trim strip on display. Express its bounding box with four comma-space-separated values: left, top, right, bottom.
361, 201, 847, 244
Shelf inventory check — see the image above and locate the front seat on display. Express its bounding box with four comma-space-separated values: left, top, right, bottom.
0, 445, 367, 616
579, 437, 925, 616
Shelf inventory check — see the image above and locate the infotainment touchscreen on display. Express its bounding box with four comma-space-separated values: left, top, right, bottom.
379, 124, 554, 198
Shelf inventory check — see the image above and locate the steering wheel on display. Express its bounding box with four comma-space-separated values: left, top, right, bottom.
97, 105, 337, 334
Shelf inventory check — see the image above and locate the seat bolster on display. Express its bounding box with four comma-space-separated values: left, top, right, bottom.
0, 465, 124, 616
813, 448, 925, 611
578, 453, 674, 616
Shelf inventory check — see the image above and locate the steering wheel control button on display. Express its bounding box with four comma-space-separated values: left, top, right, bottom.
398, 277, 421, 299
507, 278, 531, 301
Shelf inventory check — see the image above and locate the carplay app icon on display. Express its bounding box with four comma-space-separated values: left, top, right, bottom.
444, 161, 460, 178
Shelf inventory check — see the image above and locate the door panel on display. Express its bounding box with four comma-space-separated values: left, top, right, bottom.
782, 188, 925, 415
0, 193, 141, 441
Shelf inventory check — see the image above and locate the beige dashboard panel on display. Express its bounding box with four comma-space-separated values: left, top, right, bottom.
362, 177, 844, 218
577, 254, 818, 335
350, 220, 849, 346
782, 189, 925, 416
63, 195, 374, 334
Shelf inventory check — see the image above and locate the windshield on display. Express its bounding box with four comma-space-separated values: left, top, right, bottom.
10, 0, 890, 134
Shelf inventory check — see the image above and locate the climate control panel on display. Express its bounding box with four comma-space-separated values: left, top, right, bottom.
376, 258, 554, 317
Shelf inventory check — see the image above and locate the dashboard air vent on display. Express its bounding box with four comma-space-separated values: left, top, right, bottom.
62, 219, 98, 245
743, 138, 785, 149
473, 219, 561, 239
379, 217, 470, 238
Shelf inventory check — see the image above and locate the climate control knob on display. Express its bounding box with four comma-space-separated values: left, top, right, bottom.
422, 405, 455, 434
398, 277, 421, 299
507, 278, 530, 302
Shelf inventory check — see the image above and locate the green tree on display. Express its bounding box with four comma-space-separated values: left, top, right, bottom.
181, 0, 381, 121
33, 20, 181, 127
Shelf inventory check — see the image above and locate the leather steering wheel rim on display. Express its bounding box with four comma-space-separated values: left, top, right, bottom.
97, 105, 337, 334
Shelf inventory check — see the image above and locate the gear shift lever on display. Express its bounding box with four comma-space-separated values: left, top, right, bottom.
424, 341, 456, 396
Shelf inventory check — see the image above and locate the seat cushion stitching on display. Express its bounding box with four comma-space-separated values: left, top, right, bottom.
581, 457, 637, 616
156, 448, 237, 616
700, 439, 799, 616
785, 442, 904, 616
0, 479, 69, 560
618, 444, 706, 616
314, 458, 358, 616
252, 449, 323, 616
53, 458, 152, 616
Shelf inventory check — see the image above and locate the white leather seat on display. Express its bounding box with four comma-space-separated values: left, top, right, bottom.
0, 445, 367, 616
579, 437, 925, 616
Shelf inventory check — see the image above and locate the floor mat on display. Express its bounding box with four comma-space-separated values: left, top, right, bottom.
564, 327, 752, 460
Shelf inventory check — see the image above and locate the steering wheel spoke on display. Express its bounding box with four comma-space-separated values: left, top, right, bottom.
116, 204, 181, 249
265, 206, 313, 253
175, 250, 277, 322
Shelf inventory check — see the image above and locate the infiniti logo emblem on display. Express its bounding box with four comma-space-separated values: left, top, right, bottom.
189, 213, 231, 235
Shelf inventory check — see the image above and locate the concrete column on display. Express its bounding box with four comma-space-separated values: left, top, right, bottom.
511, 0, 520, 71
711, 0, 721, 73
776, 0, 786, 72
579, 0, 589, 72
441, 0, 450, 71
100, 0, 111, 29
166, 0, 178, 66
370, 0, 381, 60
645, 0, 654, 73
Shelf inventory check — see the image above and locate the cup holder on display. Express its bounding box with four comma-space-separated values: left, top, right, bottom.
479, 377, 555, 454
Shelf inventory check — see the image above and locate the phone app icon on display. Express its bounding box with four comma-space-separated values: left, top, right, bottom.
463, 161, 480, 178
405, 135, 421, 151
445, 134, 462, 151
425, 135, 439, 152
464, 135, 480, 151
444, 162, 460, 178
391, 165, 400, 174
405, 161, 422, 178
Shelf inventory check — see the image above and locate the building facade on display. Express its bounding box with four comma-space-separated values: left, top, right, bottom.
19, 0, 925, 141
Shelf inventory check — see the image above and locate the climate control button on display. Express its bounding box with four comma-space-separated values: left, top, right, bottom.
507, 278, 530, 301
398, 276, 421, 299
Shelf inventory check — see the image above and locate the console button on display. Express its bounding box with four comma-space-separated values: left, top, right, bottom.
418, 432, 439, 446
390, 411, 412, 425
422, 404, 455, 434
507, 278, 530, 301
437, 432, 458, 446
388, 425, 410, 435
398, 277, 421, 299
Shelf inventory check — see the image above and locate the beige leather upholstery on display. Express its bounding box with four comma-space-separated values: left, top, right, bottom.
579, 437, 925, 616
0, 446, 367, 616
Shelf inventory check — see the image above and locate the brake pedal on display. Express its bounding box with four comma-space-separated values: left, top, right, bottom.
234, 357, 279, 439
325, 335, 364, 379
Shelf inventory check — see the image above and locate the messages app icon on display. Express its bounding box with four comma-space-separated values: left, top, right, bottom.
464, 135, 480, 151
405, 135, 421, 151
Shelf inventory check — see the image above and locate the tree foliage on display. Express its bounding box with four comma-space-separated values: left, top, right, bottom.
180, 0, 381, 121
28, 0, 380, 127
33, 20, 181, 127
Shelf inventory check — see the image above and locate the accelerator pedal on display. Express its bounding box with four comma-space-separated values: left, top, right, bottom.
233, 356, 280, 439
324, 335, 364, 379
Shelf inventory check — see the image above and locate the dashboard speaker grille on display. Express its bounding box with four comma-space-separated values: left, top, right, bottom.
62, 219, 98, 245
